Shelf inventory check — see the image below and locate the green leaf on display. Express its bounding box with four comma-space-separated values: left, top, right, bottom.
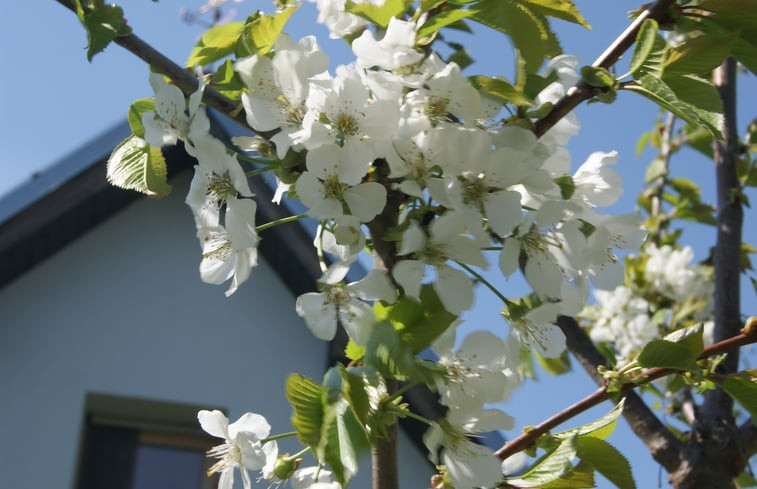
471, 0, 553, 75
345, 0, 405, 28
518, 0, 590, 29
721, 376, 757, 422
624, 75, 724, 140
80, 3, 132, 61
127, 98, 156, 139
732, 36, 757, 76
664, 33, 735, 77
629, 19, 666, 78
107, 135, 171, 198
577, 437, 636, 489
418, 8, 475, 38
553, 399, 624, 441
580, 66, 615, 88
212, 59, 245, 101
663, 324, 704, 357
751, 276, 757, 298
186, 21, 245, 67
286, 373, 325, 452
697, 0, 757, 33
470, 75, 534, 106
237, 5, 300, 57
322, 408, 364, 485
339, 365, 372, 431
637, 340, 699, 371
364, 322, 417, 380
507, 437, 578, 487
538, 460, 595, 489
645, 156, 667, 183
374, 285, 456, 354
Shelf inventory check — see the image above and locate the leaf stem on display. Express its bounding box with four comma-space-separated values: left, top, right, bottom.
256, 213, 308, 233
262, 431, 299, 444
383, 381, 420, 404
455, 261, 509, 305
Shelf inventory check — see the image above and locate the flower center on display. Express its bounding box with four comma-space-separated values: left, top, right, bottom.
206, 442, 241, 476
425, 97, 449, 124
207, 172, 237, 206
333, 112, 360, 142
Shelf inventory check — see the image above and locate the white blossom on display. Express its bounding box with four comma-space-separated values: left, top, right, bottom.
198, 410, 278, 489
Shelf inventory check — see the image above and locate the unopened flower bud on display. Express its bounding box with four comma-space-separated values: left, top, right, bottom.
273, 455, 302, 481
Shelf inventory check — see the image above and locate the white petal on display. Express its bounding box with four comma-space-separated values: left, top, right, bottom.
499, 238, 520, 277
228, 412, 271, 440
392, 259, 424, 301
484, 190, 521, 237
343, 182, 386, 222
435, 265, 474, 314
347, 269, 396, 303
296, 292, 338, 340
197, 410, 229, 439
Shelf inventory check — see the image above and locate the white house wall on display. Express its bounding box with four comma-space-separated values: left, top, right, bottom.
0, 172, 433, 489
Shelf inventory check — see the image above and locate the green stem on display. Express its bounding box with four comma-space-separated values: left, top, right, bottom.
285, 446, 311, 461
256, 213, 308, 233
383, 381, 420, 404
245, 165, 277, 177
395, 408, 435, 427
455, 261, 510, 306
262, 431, 298, 444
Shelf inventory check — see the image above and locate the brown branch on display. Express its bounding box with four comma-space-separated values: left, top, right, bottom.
556, 316, 683, 471
533, 0, 676, 138
493, 329, 757, 461
55, 0, 251, 130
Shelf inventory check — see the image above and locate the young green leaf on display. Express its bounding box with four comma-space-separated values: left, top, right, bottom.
373, 285, 456, 354
345, 0, 405, 28
321, 408, 364, 485
127, 98, 156, 139
580, 66, 615, 88
629, 19, 665, 78
518, 0, 590, 29
721, 376, 757, 423
186, 21, 245, 67
663, 33, 735, 77
577, 437, 636, 489
237, 5, 300, 56
624, 75, 724, 140
418, 8, 475, 38
506, 437, 578, 487
107, 135, 171, 198
364, 322, 417, 380
285, 373, 325, 452
637, 340, 699, 371
470, 75, 534, 106
79, 3, 132, 61
471, 0, 552, 75
553, 399, 625, 441
538, 460, 595, 488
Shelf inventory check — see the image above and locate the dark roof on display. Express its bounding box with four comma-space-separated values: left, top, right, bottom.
0, 114, 320, 295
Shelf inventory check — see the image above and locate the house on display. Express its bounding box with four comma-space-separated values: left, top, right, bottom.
0, 115, 437, 488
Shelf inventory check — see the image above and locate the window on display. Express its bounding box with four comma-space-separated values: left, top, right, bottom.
75, 393, 220, 489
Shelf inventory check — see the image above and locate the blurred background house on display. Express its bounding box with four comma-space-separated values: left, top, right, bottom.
0, 117, 436, 489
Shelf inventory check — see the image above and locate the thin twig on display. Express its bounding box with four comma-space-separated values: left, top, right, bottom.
533, 0, 676, 138
55, 0, 251, 130
494, 330, 757, 460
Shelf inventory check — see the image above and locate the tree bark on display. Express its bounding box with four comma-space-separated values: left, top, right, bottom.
668, 57, 745, 489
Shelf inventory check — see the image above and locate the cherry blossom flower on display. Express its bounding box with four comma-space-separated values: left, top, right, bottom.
352, 17, 423, 72
142, 72, 210, 150
296, 143, 386, 222
196, 197, 259, 297
198, 410, 278, 489
296, 269, 395, 343
393, 212, 486, 314
235, 35, 329, 158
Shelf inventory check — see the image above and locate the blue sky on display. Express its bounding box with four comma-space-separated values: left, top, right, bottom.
2, 1, 756, 487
